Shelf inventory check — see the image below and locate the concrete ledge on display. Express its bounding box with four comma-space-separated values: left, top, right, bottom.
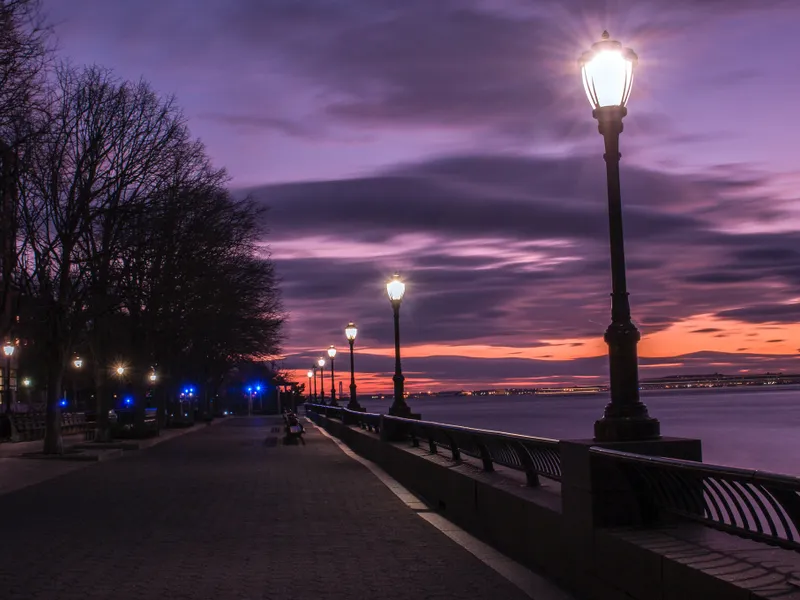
20, 448, 123, 462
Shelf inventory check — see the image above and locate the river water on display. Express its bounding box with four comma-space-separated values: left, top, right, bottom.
359, 386, 800, 476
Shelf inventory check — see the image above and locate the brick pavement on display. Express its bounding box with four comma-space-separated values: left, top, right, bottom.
0, 417, 542, 600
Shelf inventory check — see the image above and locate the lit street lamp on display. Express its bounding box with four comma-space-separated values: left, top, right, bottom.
386, 274, 412, 416
317, 357, 325, 403
327, 345, 337, 405
3, 342, 15, 414
307, 369, 314, 402
115, 365, 125, 377
345, 322, 363, 411
580, 31, 660, 442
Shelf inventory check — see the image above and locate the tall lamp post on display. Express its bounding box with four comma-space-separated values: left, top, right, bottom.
386, 274, 412, 416
344, 322, 363, 411
317, 357, 325, 403
307, 369, 314, 402
312, 366, 318, 401
72, 357, 83, 410
3, 341, 14, 414
327, 345, 337, 405
580, 31, 659, 442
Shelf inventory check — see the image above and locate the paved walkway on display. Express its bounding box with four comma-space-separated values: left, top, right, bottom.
0, 417, 562, 600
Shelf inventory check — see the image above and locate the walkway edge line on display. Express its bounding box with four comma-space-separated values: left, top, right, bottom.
309, 420, 574, 600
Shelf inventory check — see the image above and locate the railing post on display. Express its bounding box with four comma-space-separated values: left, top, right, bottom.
446, 433, 460, 462
476, 438, 494, 473
512, 442, 540, 487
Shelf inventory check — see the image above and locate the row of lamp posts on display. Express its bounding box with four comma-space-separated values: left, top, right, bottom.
307, 32, 661, 442
308, 273, 412, 418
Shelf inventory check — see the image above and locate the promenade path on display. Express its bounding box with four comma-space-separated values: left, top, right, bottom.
0, 417, 571, 599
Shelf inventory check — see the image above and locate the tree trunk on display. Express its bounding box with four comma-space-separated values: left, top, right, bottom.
93, 363, 111, 442
42, 358, 64, 455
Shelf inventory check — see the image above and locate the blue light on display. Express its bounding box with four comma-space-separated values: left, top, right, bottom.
123, 397, 133, 406
59, 399, 67, 407
246, 386, 252, 392
183, 388, 189, 394
256, 385, 261, 392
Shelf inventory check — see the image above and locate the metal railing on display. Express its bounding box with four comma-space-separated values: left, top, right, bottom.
304, 404, 560, 486
385, 415, 561, 486
593, 447, 800, 552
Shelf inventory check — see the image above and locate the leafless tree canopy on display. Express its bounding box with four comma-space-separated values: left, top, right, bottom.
2, 4, 284, 452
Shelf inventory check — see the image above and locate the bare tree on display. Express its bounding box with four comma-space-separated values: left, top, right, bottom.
0, 0, 49, 401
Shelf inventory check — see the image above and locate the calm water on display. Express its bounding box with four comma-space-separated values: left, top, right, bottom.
359, 386, 800, 476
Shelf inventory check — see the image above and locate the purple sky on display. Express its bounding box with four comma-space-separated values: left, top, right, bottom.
44, 0, 800, 391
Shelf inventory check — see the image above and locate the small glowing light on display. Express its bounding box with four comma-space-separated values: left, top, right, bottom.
124, 397, 133, 405
22, 378, 31, 387
307, 370, 313, 378
59, 399, 67, 407
73, 358, 83, 369
3, 343, 15, 357
246, 386, 252, 393
345, 322, 358, 342
256, 385, 262, 392
116, 366, 125, 376
149, 372, 157, 382
317, 357, 325, 368
386, 273, 406, 302
327, 345, 337, 359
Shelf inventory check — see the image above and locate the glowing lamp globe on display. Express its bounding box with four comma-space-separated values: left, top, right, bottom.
116, 366, 125, 376
150, 372, 157, 382
327, 345, 337, 359
3, 343, 14, 357
345, 322, 358, 342
386, 274, 406, 303
317, 357, 325, 368
74, 358, 83, 368
579, 31, 637, 110
307, 370, 314, 379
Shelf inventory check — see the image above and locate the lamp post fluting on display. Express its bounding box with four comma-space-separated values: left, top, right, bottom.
386, 274, 411, 416
307, 370, 314, 402
327, 346, 337, 405
345, 322, 362, 411
580, 31, 659, 442
317, 357, 325, 403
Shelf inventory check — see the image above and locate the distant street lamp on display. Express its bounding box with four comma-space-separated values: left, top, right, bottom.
579, 31, 659, 442
386, 274, 411, 416
3, 342, 14, 414
149, 371, 157, 383
317, 357, 325, 403
345, 322, 363, 411
115, 365, 125, 376
22, 378, 30, 388
307, 369, 314, 402
327, 345, 337, 405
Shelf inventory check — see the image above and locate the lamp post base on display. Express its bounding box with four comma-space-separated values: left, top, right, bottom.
594, 415, 661, 443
